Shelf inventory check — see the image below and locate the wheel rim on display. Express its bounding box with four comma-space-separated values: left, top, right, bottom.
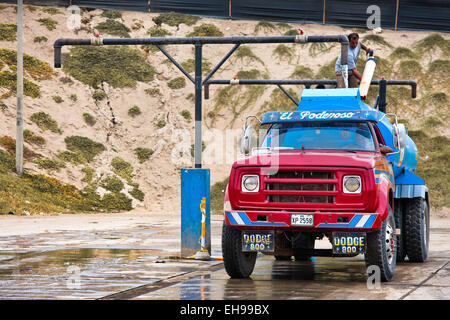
385, 221, 396, 265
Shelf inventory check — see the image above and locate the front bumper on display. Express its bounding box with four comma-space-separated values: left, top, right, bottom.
225, 210, 381, 232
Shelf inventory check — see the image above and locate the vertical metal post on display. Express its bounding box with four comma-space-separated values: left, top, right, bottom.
16, 0, 24, 176
194, 43, 202, 169
379, 78, 387, 113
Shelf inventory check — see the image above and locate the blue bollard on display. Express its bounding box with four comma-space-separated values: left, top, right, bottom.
181, 169, 211, 258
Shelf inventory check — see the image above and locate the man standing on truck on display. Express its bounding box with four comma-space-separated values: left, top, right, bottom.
335, 33, 371, 88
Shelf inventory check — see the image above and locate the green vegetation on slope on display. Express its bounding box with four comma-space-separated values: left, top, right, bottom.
64, 136, 106, 162
152, 12, 200, 28
0, 23, 16, 41
0, 150, 131, 214
408, 131, 449, 209
95, 19, 131, 38
62, 46, 156, 88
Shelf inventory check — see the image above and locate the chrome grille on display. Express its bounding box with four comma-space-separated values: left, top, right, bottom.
265, 171, 337, 204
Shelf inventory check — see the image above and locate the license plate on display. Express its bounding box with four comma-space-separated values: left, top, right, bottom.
332, 232, 366, 254
291, 214, 314, 226
242, 231, 274, 252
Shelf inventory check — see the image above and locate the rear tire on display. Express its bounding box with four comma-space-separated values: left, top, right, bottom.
222, 222, 257, 278
365, 206, 397, 282
405, 197, 430, 262
394, 200, 407, 262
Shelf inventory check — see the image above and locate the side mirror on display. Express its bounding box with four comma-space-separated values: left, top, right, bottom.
393, 123, 407, 150
380, 146, 394, 155
240, 124, 253, 155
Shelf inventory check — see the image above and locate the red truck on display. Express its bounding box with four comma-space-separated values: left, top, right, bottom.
221, 87, 430, 282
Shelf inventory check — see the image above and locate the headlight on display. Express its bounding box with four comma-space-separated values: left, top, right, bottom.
242, 175, 259, 192
343, 176, 361, 194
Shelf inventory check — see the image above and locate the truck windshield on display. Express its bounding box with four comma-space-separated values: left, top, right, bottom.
262, 121, 376, 152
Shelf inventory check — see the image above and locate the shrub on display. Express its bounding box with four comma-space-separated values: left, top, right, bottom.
58, 150, 86, 164
254, 21, 277, 33
152, 12, 200, 27
83, 113, 96, 126
284, 29, 299, 36
168, 76, 186, 89
64, 136, 106, 162
399, 59, 422, 78
260, 88, 299, 114
0, 23, 16, 41
180, 109, 191, 121
0, 71, 41, 98
187, 24, 224, 37
156, 120, 166, 128
362, 34, 393, 49
81, 167, 95, 183
42, 7, 62, 15
95, 19, 130, 38
428, 59, 450, 79
101, 10, 122, 19
34, 36, 48, 43
111, 157, 134, 181
236, 69, 265, 79
414, 33, 450, 55
181, 58, 212, 74
101, 175, 124, 193
101, 192, 132, 211
128, 105, 141, 117
52, 95, 63, 103
146, 26, 171, 37
134, 147, 153, 163
308, 42, 334, 57
272, 44, 295, 61
234, 46, 264, 65
30, 112, 61, 133
62, 46, 156, 88
144, 88, 160, 96
0, 135, 39, 160
0, 48, 54, 80
34, 157, 66, 171
389, 47, 418, 60
315, 57, 338, 80
276, 22, 292, 30
129, 187, 145, 201
290, 66, 314, 79
23, 129, 45, 146
37, 18, 58, 31
69, 94, 77, 102
0, 149, 15, 173
92, 90, 107, 101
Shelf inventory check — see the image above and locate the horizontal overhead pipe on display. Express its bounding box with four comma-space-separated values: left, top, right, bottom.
204, 79, 417, 98
53, 35, 349, 68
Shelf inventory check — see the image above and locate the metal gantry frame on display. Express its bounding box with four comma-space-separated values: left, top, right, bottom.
53, 35, 417, 167
54, 34, 350, 168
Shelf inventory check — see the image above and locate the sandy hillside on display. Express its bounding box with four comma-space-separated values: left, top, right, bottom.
0, 5, 448, 215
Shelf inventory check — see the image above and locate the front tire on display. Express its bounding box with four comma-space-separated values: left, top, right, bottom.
405, 197, 430, 262
365, 206, 397, 282
222, 222, 257, 278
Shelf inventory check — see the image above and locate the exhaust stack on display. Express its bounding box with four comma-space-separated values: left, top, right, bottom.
359, 54, 377, 99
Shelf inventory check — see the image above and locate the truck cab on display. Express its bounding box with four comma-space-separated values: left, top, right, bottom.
222, 88, 430, 282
